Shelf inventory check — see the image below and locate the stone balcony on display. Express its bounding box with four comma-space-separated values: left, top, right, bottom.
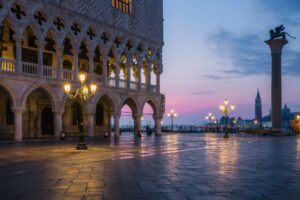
0, 57, 159, 94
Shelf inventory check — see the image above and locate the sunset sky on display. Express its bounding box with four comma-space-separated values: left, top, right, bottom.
122, 0, 300, 126
158, 0, 300, 125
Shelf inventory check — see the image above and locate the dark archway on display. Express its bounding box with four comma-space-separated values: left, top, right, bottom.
0, 85, 15, 139
95, 95, 115, 136
41, 107, 53, 135
23, 88, 54, 139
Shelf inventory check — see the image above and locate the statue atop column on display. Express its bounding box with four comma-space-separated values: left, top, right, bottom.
269, 24, 296, 40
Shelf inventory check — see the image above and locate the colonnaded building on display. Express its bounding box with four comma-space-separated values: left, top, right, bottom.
0, 0, 165, 141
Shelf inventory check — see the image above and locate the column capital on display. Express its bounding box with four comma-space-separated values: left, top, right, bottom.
13, 35, 24, 43
72, 42, 81, 55
13, 107, 25, 114
53, 111, 63, 115
265, 38, 288, 54
37, 39, 46, 49
133, 113, 143, 120
113, 112, 121, 119
89, 51, 95, 59
55, 42, 64, 52
102, 47, 110, 56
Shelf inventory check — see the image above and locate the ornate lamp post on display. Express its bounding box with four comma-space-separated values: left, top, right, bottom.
219, 99, 235, 138
167, 109, 177, 132
205, 113, 215, 132
64, 73, 97, 150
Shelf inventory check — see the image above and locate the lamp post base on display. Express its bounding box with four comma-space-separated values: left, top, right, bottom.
223, 132, 229, 138
76, 135, 88, 150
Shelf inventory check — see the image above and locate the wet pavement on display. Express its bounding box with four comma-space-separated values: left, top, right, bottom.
1, 133, 300, 200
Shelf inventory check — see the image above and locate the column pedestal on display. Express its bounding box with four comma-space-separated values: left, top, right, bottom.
265, 38, 288, 129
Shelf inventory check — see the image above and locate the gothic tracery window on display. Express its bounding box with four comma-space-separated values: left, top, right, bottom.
112, 0, 132, 14
11, 4, 26, 20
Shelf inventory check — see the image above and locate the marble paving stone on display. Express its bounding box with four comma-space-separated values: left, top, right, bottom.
1, 133, 300, 199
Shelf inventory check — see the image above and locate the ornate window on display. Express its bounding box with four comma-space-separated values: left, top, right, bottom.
11, 4, 26, 20
34, 11, 46, 26
6, 99, 14, 125
112, 0, 132, 14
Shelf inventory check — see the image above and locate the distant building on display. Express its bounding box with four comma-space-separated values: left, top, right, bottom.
255, 89, 262, 122
262, 104, 299, 129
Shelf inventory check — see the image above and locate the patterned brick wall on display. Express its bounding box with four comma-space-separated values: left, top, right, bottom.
41, 0, 163, 44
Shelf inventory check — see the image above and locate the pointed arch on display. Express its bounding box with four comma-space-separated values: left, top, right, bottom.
120, 95, 140, 115
21, 84, 58, 111
0, 82, 16, 107
92, 92, 118, 113
141, 97, 160, 117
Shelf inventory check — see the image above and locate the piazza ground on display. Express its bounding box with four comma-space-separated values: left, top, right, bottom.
1, 133, 300, 200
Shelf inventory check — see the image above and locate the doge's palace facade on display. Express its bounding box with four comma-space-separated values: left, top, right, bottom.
0, 0, 164, 141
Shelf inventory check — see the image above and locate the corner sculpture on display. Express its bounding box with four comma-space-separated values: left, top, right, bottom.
269, 24, 296, 40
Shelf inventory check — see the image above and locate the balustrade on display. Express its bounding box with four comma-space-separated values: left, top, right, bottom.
93, 75, 103, 84
130, 81, 138, 90
119, 79, 127, 88
62, 69, 73, 81
108, 77, 116, 87
22, 62, 38, 75
0, 58, 15, 72
0, 58, 160, 94
43, 65, 56, 78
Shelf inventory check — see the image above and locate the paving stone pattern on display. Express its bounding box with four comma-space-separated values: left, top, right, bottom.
0, 133, 300, 200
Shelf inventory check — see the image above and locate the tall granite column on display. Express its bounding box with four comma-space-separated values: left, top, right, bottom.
265, 38, 288, 129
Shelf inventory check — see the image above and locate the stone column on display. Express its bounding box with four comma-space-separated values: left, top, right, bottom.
133, 114, 142, 134
37, 40, 45, 76
87, 112, 94, 137
73, 46, 80, 81
103, 56, 108, 86
89, 51, 95, 81
154, 116, 163, 135
137, 59, 142, 91
54, 112, 62, 138
265, 38, 288, 129
102, 48, 109, 86
156, 73, 160, 93
146, 62, 151, 92
115, 58, 120, 88
127, 61, 132, 90
56, 43, 63, 79
113, 113, 120, 138
14, 35, 23, 73
13, 107, 24, 141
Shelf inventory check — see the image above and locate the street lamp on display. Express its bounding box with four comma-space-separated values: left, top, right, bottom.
64, 73, 97, 150
167, 109, 177, 132
219, 99, 235, 138
205, 113, 215, 132
253, 119, 258, 129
